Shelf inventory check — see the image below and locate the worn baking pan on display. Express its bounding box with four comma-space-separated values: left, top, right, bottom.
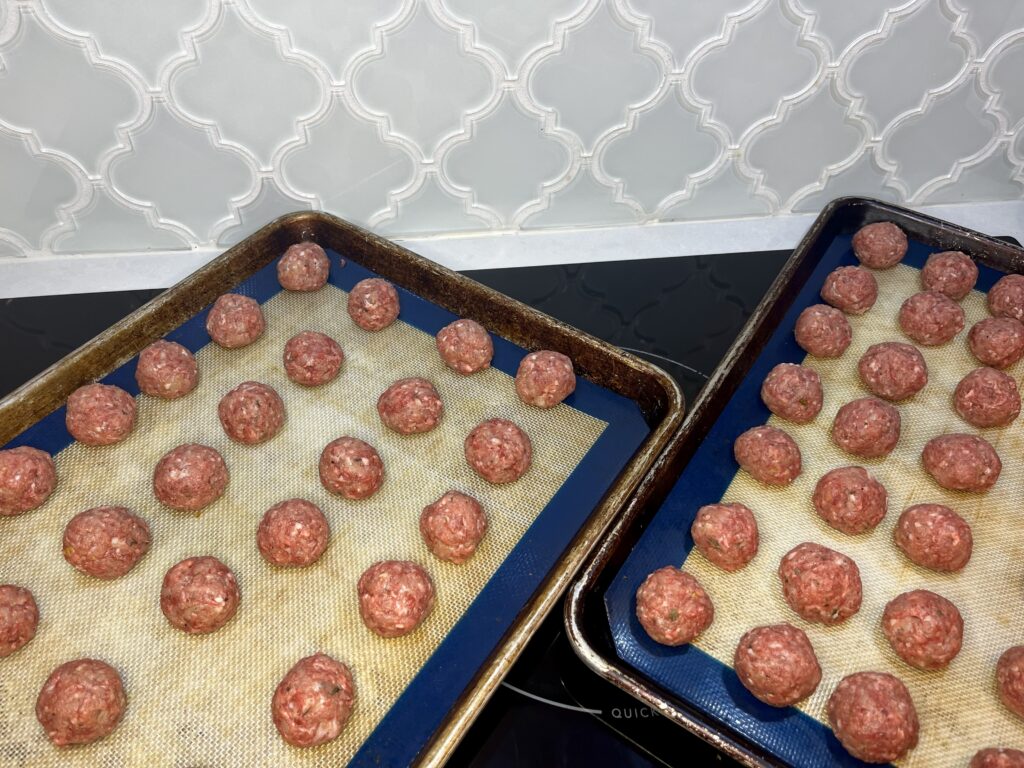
0, 211, 683, 767
565, 197, 1024, 767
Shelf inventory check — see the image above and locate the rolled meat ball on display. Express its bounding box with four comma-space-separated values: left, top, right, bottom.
257, 499, 330, 568
135, 340, 198, 399
283, 331, 343, 386
357, 560, 435, 638
420, 490, 487, 565
972, 748, 1024, 768
894, 503, 973, 573
690, 502, 759, 572
969, 317, 1024, 369
832, 397, 901, 459
153, 443, 229, 512
319, 437, 384, 500
813, 466, 887, 535
989, 274, 1024, 321
218, 381, 285, 445
36, 659, 126, 747
277, 242, 329, 292
820, 266, 878, 315
734, 425, 801, 486
882, 589, 963, 671
160, 556, 240, 634
464, 418, 532, 484
779, 542, 862, 625
347, 278, 399, 331
997, 646, 1024, 720
206, 293, 265, 349
827, 671, 919, 763
66, 383, 136, 446
634, 566, 714, 647
0, 584, 38, 657
62, 506, 150, 579
515, 350, 576, 408
0, 446, 56, 516
760, 363, 823, 423
857, 342, 928, 401
794, 304, 852, 358
899, 290, 965, 346
921, 250, 978, 300
272, 653, 356, 748
954, 367, 1020, 428
436, 319, 493, 375
922, 433, 1001, 492
852, 222, 908, 269
733, 623, 821, 707
377, 378, 444, 435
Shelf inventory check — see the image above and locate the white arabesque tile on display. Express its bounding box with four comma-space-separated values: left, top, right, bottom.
0, 131, 78, 249
922, 144, 1024, 205
792, 0, 909, 64
953, 0, 1024, 56
523, 166, 636, 229
987, 36, 1024, 130
0, 240, 24, 259
662, 160, 772, 221
791, 152, 903, 213
374, 172, 491, 236
217, 178, 311, 247
625, 0, 759, 70
54, 186, 190, 254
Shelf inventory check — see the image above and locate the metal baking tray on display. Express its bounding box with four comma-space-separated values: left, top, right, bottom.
0, 211, 683, 767
565, 197, 1024, 767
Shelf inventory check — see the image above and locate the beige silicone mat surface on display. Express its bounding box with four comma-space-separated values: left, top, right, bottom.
0, 282, 607, 767
683, 263, 1024, 766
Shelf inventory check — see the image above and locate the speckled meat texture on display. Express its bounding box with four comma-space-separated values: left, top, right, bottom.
812, 466, 887, 535
690, 502, 759, 572
419, 490, 488, 565
760, 363, 823, 423
65, 383, 136, 446
997, 646, 1024, 720
218, 381, 286, 444
35, 659, 126, 747
954, 367, 1020, 428
852, 222, 908, 270
283, 331, 343, 386
435, 319, 493, 375
733, 425, 801, 486
899, 290, 965, 346
515, 350, 576, 408
62, 506, 151, 580
634, 566, 713, 647
921, 433, 1001, 492
969, 317, 1024, 369
357, 560, 435, 639
347, 278, 399, 331
135, 340, 199, 399
257, 499, 330, 568
921, 251, 978, 300
733, 623, 821, 707
205, 293, 265, 349
857, 342, 928, 401
318, 437, 384, 500
831, 397, 901, 458
820, 265, 878, 315
794, 304, 852, 358
152, 443, 229, 512
971, 747, 1024, 768
376, 378, 444, 435
160, 556, 240, 635
894, 503, 973, 573
778, 542, 862, 625
827, 671, 919, 763
988, 274, 1024, 321
0, 584, 38, 657
277, 242, 330, 292
0, 446, 56, 516
272, 653, 356, 748
464, 418, 532, 484
882, 589, 963, 671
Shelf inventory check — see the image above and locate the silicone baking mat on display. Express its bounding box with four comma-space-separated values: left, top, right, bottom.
0, 254, 650, 767
606, 235, 1024, 767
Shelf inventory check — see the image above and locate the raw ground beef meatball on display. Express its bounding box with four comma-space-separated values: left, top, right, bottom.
760, 363, 823, 423
160, 556, 240, 634
997, 646, 1024, 720
218, 381, 286, 444
377, 378, 444, 435
66, 383, 136, 446
436, 319, 493, 375
206, 293, 265, 349
832, 397, 901, 459
153, 443, 229, 512
62, 506, 150, 579
135, 340, 198, 399
857, 342, 928, 401
515, 350, 576, 408
319, 437, 384, 499
969, 317, 1024, 369
36, 659, 126, 747
922, 433, 1001, 492
821, 266, 878, 315
882, 589, 963, 670
989, 274, 1024, 321
634, 566, 714, 647
899, 290, 965, 346
852, 222, 908, 269
812, 466, 887, 535
0, 584, 38, 657
794, 304, 852, 358
827, 671, 919, 763
972, 748, 1024, 768
894, 503, 973, 572
347, 278, 399, 331
357, 560, 435, 638
733, 623, 821, 707
272, 653, 356, 748
257, 499, 330, 568
779, 542, 862, 625
954, 367, 1020, 428
277, 242, 329, 292
690, 502, 759, 572
464, 418, 532, 484
733, 426, 801, 486
283, 331, 343, 386
420, 490, 488, 564
921, 250, 978, 300
0, 446, 56, 516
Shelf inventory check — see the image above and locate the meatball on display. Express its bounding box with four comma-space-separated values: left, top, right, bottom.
153, 444, 229, 512
972, 748, 1024, 768
989, 274, 1024, 321
921, 250, 978, 300
899, 290, 965, 346
733, 623, 821, 707
997, 646, 1024, 720
36, 659, 126, 747
65, 383, 136, 446
852, 221, 908, 269
778, 542, 862, 625
794, 304, 852, 358
218, 381, 286, 445
377, 378, 444, 435
969, 317, 1024, 369
436, 319, 493, 375
135, 340, 199, 399
812, 466, 887, 535
0, 584, 38, 657
347, 278, 399, 331
760, 363, 823, 423
277, 242, 329, 292
319, 437, 384, 500
634, 566, 714, 647
0, 446, 56, 516
62, 506, 151, 579
272, 653, 356, 748
827, 671, 919, 763
894, 503, 973, 573
283, 331, 343, 386
821, 266, 878, 315
690, 502, 759, 572
922, 433, 1001, 492
257, 499, 330, 568
882, 589, 963, 670
420, 490, 487, 565
160, 556, 240, 634
515, 350, 576, 409
733, 425, 801, 486
831, 397, 901, 458
357, 560, 435, 638
464, 418, 532, 484
954, 367, 1020, 428
857, 342, 928, 401
206, 293, 265, 349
